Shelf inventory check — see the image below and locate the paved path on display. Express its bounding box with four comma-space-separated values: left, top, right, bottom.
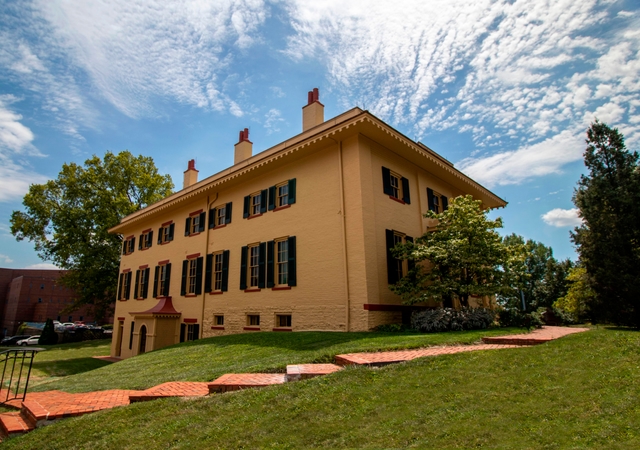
0, 326, 590, 439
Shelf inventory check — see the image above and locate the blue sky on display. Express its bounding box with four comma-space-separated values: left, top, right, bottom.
1, 0, 639, 269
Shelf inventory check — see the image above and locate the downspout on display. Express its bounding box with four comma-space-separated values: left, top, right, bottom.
200, 192, 218, 338
335, 139, 351, 331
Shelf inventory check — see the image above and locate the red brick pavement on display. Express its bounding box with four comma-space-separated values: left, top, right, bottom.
208, 373, 287, 393
129, 382, 210, 402
482, 326, 590, 345
286, 364, 343, 381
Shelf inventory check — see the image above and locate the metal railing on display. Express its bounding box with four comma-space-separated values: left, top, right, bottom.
0, 347, 43, 404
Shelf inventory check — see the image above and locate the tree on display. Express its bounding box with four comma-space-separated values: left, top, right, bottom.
501, 234, 573, 311
571, 121, 640, 327
391, 195, 526, 307
39, 318, 58, 345
11, 151, 173, 321
554, 266, 594, 321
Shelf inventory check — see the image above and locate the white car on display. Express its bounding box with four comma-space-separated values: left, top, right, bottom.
17, 335, 41, 346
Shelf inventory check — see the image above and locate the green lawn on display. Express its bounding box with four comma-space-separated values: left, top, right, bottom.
1, 340, 113, 389
4, 327, 639, 449
30, 327, 520, 393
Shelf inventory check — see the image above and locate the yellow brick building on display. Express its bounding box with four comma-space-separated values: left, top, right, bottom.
109, 89, 506, 359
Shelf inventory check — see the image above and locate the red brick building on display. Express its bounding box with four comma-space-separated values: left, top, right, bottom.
0, 268, 104, 337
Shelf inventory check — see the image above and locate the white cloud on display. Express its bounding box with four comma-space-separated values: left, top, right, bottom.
29, 0, 268, 118
283, 0, 640, 184
0, 254, 14, 264
541, 208, 583, 227
264, 108, 285, 134
457, 129, 583, 187
23, 262, 60, 270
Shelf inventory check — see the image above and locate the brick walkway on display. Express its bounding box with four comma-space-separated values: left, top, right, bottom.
0, 326, 590, 440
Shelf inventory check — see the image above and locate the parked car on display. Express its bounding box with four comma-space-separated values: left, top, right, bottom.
1, 335, 31, 346
17, 336, 41, 346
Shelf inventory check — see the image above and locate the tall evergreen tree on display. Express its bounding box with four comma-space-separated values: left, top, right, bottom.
571, 121, 640, 327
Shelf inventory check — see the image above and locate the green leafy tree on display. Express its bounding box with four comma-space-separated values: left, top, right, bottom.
554, 266, 594, 321
11, 151, 173, 321
392, 195, 526, 307
39, 318, 58, 345
501, 234, 573, 310
571, 121, 640, 327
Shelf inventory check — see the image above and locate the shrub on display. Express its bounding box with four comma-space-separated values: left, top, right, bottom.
497, 308, 544, 329
39, 318, 58, 345
411, 308, 496, 333
373, 323, 414, 332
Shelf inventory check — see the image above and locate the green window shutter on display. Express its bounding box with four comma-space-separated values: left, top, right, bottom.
125, 272, 132, 300
288, 178, 296, 204
195, 256, 204, 295
258, 242, 266, 288
209, 208, 216, 229
143, 268, 150, 298
180, 323, 186, 343
199, 212, 206, 232
117, 273, 123, 299
221, 250, 230, 292
266, 240, 275, 288
427, 188, 435, 212
122, 241, 126, 255
386, 229, 397, 284
401, 177, 410, 204
193, 324, 200, 341
268, 186, 276, 210
152, 267, 159, 298
168, 223, 175, 241
129, 322, 135, 349
240, 246, 248, 290
134, 270, 140, 299
442, 195, 449, 211
181, 260, 188, 296
138, 236, 142, 250
157, 229, 162, 245
287, 236, 297, 286
243, 195, 250, 218
205, 254, 213, 293
225, 202, 232, 224
184, 217, 191, 236
163, 263, 171, 296
260, 190, 268, 214
148, 231, 153, 248
130, 238, 135, 253
382, 167, 392, 195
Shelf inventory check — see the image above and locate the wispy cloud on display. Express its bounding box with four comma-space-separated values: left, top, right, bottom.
542, 208, 583, 227
23, 262, 60, 270
264, 108, 285, 134
0, 254, 14, 264
283, 0, 640, 186
0, 96, 48, 202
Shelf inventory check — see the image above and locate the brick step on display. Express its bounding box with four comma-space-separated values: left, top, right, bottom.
286, 364, 343, 382
0, 411, 35, 438
129, 382, 210, 403
208, 373, 286, 393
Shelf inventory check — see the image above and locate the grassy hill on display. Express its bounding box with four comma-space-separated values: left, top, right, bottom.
5, 327, 639, 449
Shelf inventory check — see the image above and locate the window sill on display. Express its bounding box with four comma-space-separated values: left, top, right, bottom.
135, 297, 145, 301
209, 291, 224, 295
273, 204, 291, 212
272, 286, 292, 291
186, 232, 201, 237
272, 327, 292, 332
184, 294, 197, 298
209, 224, 227, 230
211, 326, 225, 330
158, 241, 171, 245
244, 288, 261, 293
388, 196, 406, 205
247, 213, 263, 220
117, 299, 127, 302
140, 247, 150, 251
243, 327, 260, 331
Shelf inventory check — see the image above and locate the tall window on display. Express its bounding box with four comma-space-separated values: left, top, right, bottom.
158, 222, 174, 244
382, 166, 410, 204
276, 239, 288, 285
134, 267, 150, 299
251, 193, 261, 216
216, 206, 226, 226
188, 259, 197, 294
122, 236, 135, 255
118, 271, 132, 300
389, 173, 400, 199
154, 263, 171, 298
209, 203, 232, 229
386, 229, 413, 285
276, 183, 289, 207
249, 245, 260, 288
181, 256, 203, 296
139, 230, 153, 250
393, 233, 405, 282
213, 252, 224, 291
191, 215, 201, 235
427, 188, 448, 213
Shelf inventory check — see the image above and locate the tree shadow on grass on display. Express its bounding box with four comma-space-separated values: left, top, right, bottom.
603, 326, 639, 332
31, 357, 113, 378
